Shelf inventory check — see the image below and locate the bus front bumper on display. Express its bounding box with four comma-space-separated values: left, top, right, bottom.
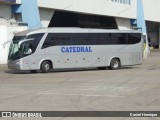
8, 60, 21, 70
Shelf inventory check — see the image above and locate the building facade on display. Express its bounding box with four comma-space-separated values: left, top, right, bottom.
0, 0, 160, 64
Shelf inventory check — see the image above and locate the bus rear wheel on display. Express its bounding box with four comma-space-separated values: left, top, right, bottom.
110, 58, 120, 70
41, 61, 51, 73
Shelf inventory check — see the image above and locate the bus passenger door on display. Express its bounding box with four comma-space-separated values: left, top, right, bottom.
21, 42, 37, 70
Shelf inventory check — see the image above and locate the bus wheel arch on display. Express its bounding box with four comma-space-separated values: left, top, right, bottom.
40, 60, 53, 73
110, 57, 121, 70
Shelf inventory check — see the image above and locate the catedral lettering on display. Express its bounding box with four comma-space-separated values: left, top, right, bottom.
61, 46, 92, 53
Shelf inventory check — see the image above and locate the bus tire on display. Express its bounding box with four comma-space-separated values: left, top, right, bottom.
110, 58, 120, 70
41, 61, 51, 73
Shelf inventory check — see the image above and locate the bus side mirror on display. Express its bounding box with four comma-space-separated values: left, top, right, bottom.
2, 40, 12, 48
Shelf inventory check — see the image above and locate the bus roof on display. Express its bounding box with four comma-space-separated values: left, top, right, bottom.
15, 27, 142, 36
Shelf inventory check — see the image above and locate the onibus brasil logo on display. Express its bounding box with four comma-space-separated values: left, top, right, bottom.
2, 112, 42, 118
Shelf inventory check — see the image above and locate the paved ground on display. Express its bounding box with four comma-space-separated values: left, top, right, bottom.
0, 51, 160, 120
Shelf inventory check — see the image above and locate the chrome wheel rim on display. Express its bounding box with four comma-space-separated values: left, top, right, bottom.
45, 64, 50, 70
113, 61, 119, 68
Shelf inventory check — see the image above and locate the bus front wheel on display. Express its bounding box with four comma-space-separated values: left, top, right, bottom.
41, 61, 51, 73
110, 58, 120, 70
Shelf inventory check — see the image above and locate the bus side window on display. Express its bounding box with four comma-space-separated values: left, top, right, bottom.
119, 34, 127, 44
27, 33, 44, 50
23, 42, 33, 56
42, 34, 53, 49
128, 33, 141, 44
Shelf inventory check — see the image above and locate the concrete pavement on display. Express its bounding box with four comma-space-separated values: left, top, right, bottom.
0, 51, 160, 120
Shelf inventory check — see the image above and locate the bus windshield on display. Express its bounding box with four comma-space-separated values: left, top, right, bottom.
8, 33, 44, 60
8, 36, 26, 60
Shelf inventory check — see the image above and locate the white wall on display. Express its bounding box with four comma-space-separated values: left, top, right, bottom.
37, 0, 137, 19
116, 18, 131, 30
0, 4, 12, 19
16, 0, 21, 4
38, 0, 160, 22
0, 4, 13, 26
143, 0, 160, 22
0, 4, 18, 26
39, 8, 54, 27
0, 26, 7, 64
15, 0, 160, 22
0, 25, 27, 64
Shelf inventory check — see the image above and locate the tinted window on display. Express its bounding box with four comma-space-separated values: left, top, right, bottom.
42, 33, 140, 48
42, 33, 81, 48
27, 33, 44, 53
128, 33, 141, 44
13, 36, 26, 43
110, 33, 127, 44
49, 11, 118, 29
42, 33, 110, 48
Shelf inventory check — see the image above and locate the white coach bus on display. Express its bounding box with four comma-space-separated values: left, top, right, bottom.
8, 28, 143, 73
